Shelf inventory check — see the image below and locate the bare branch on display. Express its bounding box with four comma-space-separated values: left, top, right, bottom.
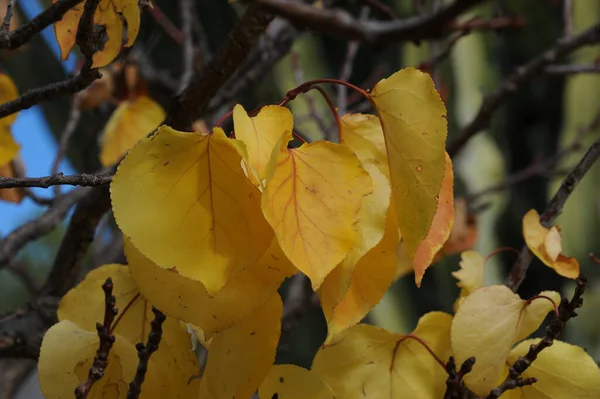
244, 0, 487, 44
508, 137, 600, 290
51, 96, 82, 196
0, 172, 112, 189
0, 0, 15, 37
178, 0, 196, 92
545, 63, 600, 74
448, 21, 600, 157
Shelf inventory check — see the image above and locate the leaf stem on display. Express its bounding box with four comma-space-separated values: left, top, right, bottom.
110, 293, 141, 334
398, 334, 447, 370
526, 294, 560, 317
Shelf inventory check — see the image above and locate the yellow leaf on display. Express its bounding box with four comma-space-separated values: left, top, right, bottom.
111, 126, 273, 294
435, 198, 477, 261
0, 73, 19, 127
339, 113, 388, 176
370, 67, 449, 278
199, 295, 282, 399
522, 209, 580, 279
100, 96, 165, 166
233, 104, 293, 185
412, 152, 454, 284
312, 312, 452, 398
507, 339, 600, 398
320, 196, 398, 340
0, 161, 25, 203
38, 320, 168, 399
451, 250, 485, 311
125, 236, 295, 337
451, 285, 560, 395
261, 140, 372, 289
258, 365, 334, 399
53, 0, 141, 67
57, 264, 200, 396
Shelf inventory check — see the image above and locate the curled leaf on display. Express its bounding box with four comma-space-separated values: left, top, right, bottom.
523, 209, 579, 279
111, 126, 272, 294
261, 140, 372, 289
451, 250, 485, 311
451, 285, 560, 395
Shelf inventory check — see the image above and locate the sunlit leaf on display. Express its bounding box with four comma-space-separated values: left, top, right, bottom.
111, 126, 273, 294
451, 285, 560, 395
38, 320, 167, 399
199, 295, 282, 399
57, 264, 200, 396
522, 209, 580, 279
312, 312, 452, 398
339, 113, 388, 176
53, 0, 141, 67
261, 140, 372, 289
506, 339, 600, 398
370, 67, 450, 283
125, 237, 294, 337
233, 104, 293, 185
100, 96, 165, 166
259, 365, 334, 399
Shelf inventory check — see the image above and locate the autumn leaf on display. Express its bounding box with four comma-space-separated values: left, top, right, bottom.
53, 0, 141, 67
0, 73, 19, 166
506, 339, 600, 398
312, 312, 452, 398
258, 365, 334, 399
56, 264, 200, 396
111, 125, 273, 294
523, 209, 580, 279
319, 198, 398, 340
451, 285, 561, 395
261, 139, 372, 290
339, 113, 388, 176
370, 67, 451, 284
100, 96, 165, 166
199, 295, 282, 399
233, 104, 293, 186
435, 198, 477, 260
394, 154, 454, 283
451, 250, 485, 311
125, 236, 295, 338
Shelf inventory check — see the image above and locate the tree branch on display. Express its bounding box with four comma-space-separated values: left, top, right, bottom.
0, 172, 112, 189
448, 21, 600, 157
244, 0, 487, 44
507, 137, 600, 290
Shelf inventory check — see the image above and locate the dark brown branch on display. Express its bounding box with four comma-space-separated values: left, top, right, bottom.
244, 0, 486, 44
487, 276, 587, 398
0, 0, 15, 37
168, 5, 275, 130
0, 0, 83, 50
0, 172, 112, 189
443, 356, 476, 399
52, 96, 82, 196
507, 137, 600, 290
126, 308, 166, 399
41, 186, 112, 297
0, 0, 102, 120
448, 21, 600, 157
75, 278, 118, 399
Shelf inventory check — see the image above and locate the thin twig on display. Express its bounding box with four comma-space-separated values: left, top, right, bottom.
245, 0, 486, 44
563, 0, 572, 38
178, 0, 195, 92
0, 172, 112, 189
507, 137, 600, 290
360, 0, 397, 20
487, 276, 587, 398
449, 21, 600, 157
75, 278, 118, 399
51, 96, 82, 196
448, 15, 526, 31
443, 356, 476, 399
126, 308, 166, 399
545, 63, 600, 74
146, 2, 185, 44
0, 0, 15, 37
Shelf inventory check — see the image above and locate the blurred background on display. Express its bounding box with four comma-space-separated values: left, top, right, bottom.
1, 0, 599, 397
